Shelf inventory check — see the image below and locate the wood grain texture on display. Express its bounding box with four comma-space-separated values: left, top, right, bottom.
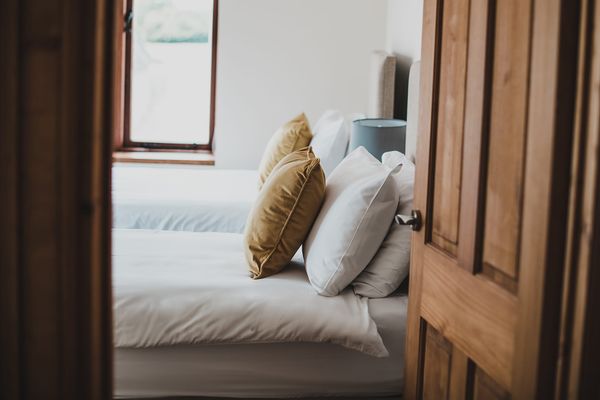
21, 36, 62, 400
421, 248, 517, 390
0, 0, 21, 397
0, 0, 114, 398
406, 0, 579, 398
448, 348, 472, 400
481, 0, 532, 281
473, 367, 510, 400
431, 0, 470, 256
112, 0, 126, 149
113, 150, 216, 165
557, 0, 600, 397
511, 0, 580, 398
568, 0, 600, 395
481, 263, 518, 294
404, 0, 442, 398
422, 327, 453, 400
457, 0, 494, 272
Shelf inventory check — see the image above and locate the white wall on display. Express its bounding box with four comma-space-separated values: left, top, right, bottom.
386, 0, 423, 61
213, 0, 388, 169
385, 0, 423, 119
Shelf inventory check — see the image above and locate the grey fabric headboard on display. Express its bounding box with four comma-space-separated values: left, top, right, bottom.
405, 61, 421, 162
368, 51, 397, 119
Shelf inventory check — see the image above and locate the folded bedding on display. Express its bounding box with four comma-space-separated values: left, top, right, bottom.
112, 166, 258, 233
112, 229, 389, 357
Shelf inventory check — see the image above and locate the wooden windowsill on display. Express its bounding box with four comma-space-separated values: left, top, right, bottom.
113, 150, 215, 166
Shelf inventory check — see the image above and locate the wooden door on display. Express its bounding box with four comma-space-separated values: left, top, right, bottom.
405, 0, 580, 399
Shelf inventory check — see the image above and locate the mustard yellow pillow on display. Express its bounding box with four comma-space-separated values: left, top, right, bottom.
245, 147, 325, 279
257, 113, 313, 188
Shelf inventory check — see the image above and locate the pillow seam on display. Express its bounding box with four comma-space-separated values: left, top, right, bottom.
259, 156, 322, 270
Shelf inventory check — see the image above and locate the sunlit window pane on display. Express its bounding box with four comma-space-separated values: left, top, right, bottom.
130, 0, 214, 145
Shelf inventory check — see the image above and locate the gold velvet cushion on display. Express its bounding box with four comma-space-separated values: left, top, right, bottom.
257, 113, 313, 188
244, 147, 325, 279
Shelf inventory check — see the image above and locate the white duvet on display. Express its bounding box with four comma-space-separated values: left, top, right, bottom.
112, 166, 258, 233
113, 229, 388, 357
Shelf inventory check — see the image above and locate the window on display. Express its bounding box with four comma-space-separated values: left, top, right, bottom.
120, 0, 218, 151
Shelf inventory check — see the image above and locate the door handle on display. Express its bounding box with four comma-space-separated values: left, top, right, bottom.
395, 210, 422, 231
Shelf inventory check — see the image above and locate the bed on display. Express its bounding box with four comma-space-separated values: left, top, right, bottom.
112, 166, 258, 233
112, 59, 421, 399
113, 229, 407, 399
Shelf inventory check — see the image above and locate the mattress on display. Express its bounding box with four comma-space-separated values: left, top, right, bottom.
112, 165, 258, 233
115, 295, 407, 399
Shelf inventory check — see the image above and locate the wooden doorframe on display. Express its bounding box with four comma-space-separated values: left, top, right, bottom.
556, 0, 600, 397
0, 0, 115, 398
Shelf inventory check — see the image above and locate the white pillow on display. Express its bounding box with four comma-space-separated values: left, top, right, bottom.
352, 151, 415, 298
310, 110, 347, 176
303, 147, 400, 296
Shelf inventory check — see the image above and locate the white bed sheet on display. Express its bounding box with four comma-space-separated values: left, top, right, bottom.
113, 229, 387, 357
112, 165, 258, 233
115, 295, 407, 399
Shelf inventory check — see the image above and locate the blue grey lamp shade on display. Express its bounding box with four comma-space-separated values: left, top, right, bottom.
350, 119, 407, 160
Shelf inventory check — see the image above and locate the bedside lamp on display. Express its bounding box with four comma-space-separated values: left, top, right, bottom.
350, 119, 407, 160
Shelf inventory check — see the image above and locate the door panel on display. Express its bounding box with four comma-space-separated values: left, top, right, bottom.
482, 0, 532, 283
421, 249, 516, 389
421, 323, 512, 400
422, 327, 453, 400
473, 367, 511, 400
430, 0, 470, 257
405, 0, 578, 399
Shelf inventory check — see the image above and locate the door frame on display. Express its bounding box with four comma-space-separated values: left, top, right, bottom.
556, 0, 600, 397
0, 0, 115, 398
